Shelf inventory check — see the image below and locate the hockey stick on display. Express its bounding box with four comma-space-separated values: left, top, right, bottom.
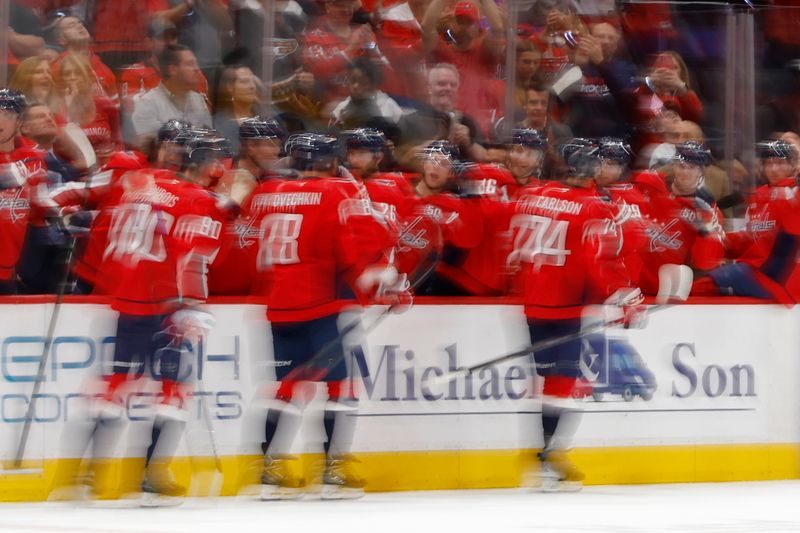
11, 126, 98, 470
435, 265, 693, 384
188, 372, 225, 497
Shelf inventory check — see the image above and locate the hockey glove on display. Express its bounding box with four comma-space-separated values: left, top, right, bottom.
604, 288, 648, 329
163, 307, 217, 345
356, 265, 414, 311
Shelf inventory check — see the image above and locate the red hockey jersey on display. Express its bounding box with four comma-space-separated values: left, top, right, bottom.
246, 175, 391, 323
725, 178, 800, 297
638, 190, 724, 295
0, 140, 47, 281
102, 173, 226, 315
436, 164, 516, 295
510, 183, 634, 319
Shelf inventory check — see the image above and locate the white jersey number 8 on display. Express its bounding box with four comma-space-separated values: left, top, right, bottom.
257, 213, 303, 269
509, 214, 570, 267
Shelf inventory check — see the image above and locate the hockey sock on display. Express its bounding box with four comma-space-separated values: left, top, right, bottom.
541, 404, 561, 457
262, 407, 284, 455
146, 416, 186, 466
323, 408, 336, 456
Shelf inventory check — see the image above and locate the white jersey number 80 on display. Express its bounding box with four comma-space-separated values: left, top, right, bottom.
509, 214, 570, 267
257, 213, 304, 269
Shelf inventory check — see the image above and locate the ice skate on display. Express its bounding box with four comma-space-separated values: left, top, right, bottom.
260, 455, 305, 500
539, 450, 584, 493
320, 454, 366, 500
138, 462, 186, 507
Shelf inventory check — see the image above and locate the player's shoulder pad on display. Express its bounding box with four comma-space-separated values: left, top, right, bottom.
631, 170, 668, 194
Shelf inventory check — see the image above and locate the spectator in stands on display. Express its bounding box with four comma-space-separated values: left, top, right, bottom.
422, 0, 504, 133
398, 63, 487, 166
214, 64, 263, 153
303, 0, 390, 107
50, 15, 118, 100
176, 0, 234, 90
20, 102, 82, 181
518, 83, 572, 147
10, 55, 56, 108
550, 29, 633, 139
510, 39, 543, 111
8, 0, 46, 63
330, 57, 405, 129
118, 19, 210, 110
52, 53, 120, 165
131, 44, 212, 146
633, 51, 704, 149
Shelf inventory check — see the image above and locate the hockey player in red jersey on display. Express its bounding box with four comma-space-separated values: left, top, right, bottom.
694, 140, 800, 302
50, 121, 190, 295
0, 89, 47, 294
434, 160, 515, 295
505, 128, 548, 200
247, 133, 405, 500
594, 137, 653, 285
51, 129, 233, 503
343, 128, 416, 219
208, 117, 286, 295
413, 140, 483, 295
638, 142, 725, 296
508, 141, 646, 491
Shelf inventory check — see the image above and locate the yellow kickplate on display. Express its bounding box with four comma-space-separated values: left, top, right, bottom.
2, 444, 798, 502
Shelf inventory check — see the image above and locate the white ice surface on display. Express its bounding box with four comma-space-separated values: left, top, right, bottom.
2, 482, 800, 533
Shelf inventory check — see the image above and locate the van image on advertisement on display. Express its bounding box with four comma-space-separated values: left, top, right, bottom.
573, 334, 657, 402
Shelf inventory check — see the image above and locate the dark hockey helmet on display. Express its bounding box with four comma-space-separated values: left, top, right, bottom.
757, 139, 797, 162
511, 128, 547, 151
343, 128, 387, 153
0, 89, 26, 116
157, 119, 192, 144
183, 129, 233, 168
674, 141, 712, 167
239, 116, 286, 141
597, 137, 633, 164
286, 133, 339, 171
420, 140, 460, 162
561, 138, 600, 178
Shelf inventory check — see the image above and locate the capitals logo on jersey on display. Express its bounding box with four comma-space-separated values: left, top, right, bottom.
0, 187, 29, 223
234, 216, 260, 249
746, 203, 778, 234
646, 218, 683, 252
397, 215, 431, 252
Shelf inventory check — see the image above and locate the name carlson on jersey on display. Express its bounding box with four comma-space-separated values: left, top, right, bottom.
518, 194, 583, 216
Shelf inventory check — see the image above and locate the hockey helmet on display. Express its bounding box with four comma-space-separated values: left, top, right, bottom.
0, 89, 26, 116
343, 128, 387, 153
673, 141, 712, 167
597, 137, 633, 164
239, 116, 287, 142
